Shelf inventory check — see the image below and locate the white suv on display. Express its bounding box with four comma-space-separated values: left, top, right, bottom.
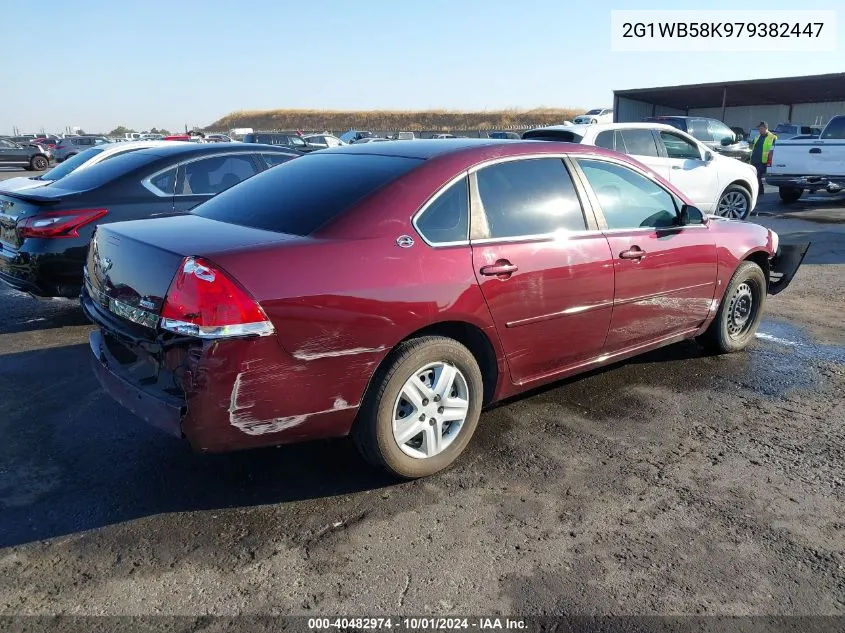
523, 122, 760, 219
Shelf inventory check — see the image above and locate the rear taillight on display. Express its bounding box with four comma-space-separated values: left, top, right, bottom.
18, 209, 108, 239
55, 144, 65, 150
767, 149, 773, 167
160, 257, 274, 339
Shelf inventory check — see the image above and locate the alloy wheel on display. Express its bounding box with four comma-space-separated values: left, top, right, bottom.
717, 191, 748, 219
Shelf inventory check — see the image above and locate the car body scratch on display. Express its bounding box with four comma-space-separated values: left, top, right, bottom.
228, 372, 354, 436
292, 346, 387, 361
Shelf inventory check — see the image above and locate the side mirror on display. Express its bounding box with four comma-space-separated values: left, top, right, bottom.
720, 136, 733, 146
704, 150, 714, 162
679, 204, 705, 225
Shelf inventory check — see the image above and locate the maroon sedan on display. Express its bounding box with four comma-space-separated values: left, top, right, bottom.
81, 139, 808, 478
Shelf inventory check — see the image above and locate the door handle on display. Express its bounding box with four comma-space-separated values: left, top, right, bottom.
480, 260, 518, 277
809, 148, 822, 154
671, 165, 682, 170
619, 247, 646, 260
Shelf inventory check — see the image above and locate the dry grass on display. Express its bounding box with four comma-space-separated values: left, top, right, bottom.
206, 107, 583, 132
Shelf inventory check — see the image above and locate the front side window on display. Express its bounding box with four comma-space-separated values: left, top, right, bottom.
687, 119, 710, 141
415, 176, 469, 244
707, 120, 735, 143
659, 131, 702, 160
576, 159, 678, 230
180, 155, 259, 195
476, 158, 586, 239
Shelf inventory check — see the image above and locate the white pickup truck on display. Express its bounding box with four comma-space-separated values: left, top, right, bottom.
766, 114, 845, 203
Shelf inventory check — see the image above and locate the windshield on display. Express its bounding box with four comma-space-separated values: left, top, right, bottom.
585, 109, 602, 115
36, 147, 105, 181
193, 153, 421, 236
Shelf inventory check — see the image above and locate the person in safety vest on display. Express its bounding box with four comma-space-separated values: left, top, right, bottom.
750, 121, 777, 194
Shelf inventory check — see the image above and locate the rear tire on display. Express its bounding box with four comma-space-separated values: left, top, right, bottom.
353, 336, 483, 479
29, 155, 49, 171
779, 187, 803, 203
697, 261, 766, 354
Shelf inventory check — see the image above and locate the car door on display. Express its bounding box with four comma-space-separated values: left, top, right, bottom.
652, 130, 720, 212
173, 153, 262, 211
469, 156, 615, 384
571, 156, 717, 352
0, 139, 17, 165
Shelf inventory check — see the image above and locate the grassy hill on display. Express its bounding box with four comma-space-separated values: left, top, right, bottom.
205, 108, 583, 133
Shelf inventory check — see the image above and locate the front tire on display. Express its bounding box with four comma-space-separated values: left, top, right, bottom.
779, 187, 803, 203
353, 336, 484, 479
716, 184, 752, 220
698, 261, 766, 354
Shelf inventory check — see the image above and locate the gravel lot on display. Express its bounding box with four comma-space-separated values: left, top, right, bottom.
1, 166, 843, 617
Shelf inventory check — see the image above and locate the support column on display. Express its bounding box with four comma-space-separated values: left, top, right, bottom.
720, 87, 727, 122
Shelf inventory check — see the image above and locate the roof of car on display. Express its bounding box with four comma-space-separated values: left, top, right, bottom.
123, 142, 301, 159
526, 121, 691, 135
320, 138, 622, 161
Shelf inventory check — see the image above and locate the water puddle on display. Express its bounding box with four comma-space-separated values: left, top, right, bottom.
755, 320, 845, 364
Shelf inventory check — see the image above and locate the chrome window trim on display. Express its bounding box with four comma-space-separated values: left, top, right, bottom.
471, 229, 606, 246
410, 171, 471, 247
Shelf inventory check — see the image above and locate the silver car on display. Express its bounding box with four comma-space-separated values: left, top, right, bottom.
52, 136, 111, 162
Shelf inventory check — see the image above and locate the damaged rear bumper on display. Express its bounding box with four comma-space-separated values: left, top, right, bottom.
89, 329, 185, 438
769, 242, 811, 296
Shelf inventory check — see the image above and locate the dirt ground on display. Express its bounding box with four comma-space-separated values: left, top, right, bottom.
0, 177, 843, 618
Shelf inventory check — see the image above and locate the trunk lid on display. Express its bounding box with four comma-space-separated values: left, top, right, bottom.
85, 214, 306, 332
0, 191, 62, 250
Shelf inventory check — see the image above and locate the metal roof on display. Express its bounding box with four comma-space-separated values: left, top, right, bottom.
614, 73, 845, 109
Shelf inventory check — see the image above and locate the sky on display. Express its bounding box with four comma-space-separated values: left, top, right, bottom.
1, 0, 841, 134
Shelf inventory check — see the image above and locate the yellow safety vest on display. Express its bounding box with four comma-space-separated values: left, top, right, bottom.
752, 132, 777, 163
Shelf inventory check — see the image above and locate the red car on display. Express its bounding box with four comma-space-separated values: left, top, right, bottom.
81, 139, 808, 478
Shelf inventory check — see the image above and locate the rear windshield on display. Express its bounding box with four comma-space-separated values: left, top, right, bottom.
192, 153, 421, 235
38, 147, 105, 180
522, 130, 584, 142
42, 150, 162, 192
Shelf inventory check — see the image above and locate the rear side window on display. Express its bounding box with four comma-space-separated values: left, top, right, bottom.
148, 167, 177, 195
594, 130, 616, 151
415, 176, 469, 244
476, 158, 586, 239
180, 155, 259, 195
192, 153, 421, 235
619, 129, 658, 157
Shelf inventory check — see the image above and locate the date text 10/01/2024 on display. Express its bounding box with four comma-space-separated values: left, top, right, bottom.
307, 618, 527, 630
622, 22, 825, 38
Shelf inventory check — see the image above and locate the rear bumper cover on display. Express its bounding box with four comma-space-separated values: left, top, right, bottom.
769, 242, 811, 295
89, 329, 185, 438
766, 174, 845, 190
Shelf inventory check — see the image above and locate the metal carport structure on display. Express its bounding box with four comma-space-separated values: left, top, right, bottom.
613, 73, 845, 131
